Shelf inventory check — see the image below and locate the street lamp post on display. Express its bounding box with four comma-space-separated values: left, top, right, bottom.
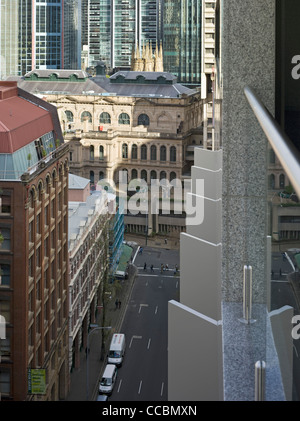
86, 324, 111, 401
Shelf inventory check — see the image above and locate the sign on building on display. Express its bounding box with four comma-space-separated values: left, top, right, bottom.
28, 369, 46, 395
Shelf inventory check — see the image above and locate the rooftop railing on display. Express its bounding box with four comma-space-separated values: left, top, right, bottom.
244, 86, 300, 199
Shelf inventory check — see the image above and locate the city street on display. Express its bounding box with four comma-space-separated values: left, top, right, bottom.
65, 243, 180, 401
109, 246, 180, 401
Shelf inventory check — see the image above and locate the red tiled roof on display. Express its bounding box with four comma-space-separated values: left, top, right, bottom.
0, 83, 54, 153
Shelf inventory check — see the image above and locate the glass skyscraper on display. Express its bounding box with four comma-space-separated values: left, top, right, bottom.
32, 0, 63, 70
88, 0, 163, 70
0, 0, 19, 79
64, 0, 82, 69
1, 0, 81, 79
163, 0, 202, 85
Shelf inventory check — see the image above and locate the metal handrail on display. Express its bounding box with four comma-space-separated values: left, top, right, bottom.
244, 86, 300, 199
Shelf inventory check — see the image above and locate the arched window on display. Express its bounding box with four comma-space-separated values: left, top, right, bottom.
99, 171, 105, 180
119, 113, 130, 125
170, 146, 176, 162
65, 110, 73, 122
138, 114, 150, 126
38, 182, 43, 202
160, 145, 166, 161
150, 170, 157, 180
141, 144, 147, 160
122, 143, 128, 159
99, 145, 104, 160
131, 144, 138, 159
141, 170, 147, 182
122, 168, 128, 182
269, 174, 275, 189
81, 111, 92, 122
90, 171, 94, 183
150, 145, 157, 160
269, 148, 276, 164
99, 112, 111, 124
131, 169, 138, 180
170, 171, 177, 182
90, 145, 94, 160
279, 174, 285, 189
160, 171, 167, 180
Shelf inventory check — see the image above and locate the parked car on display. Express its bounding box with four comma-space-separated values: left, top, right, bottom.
99, 364, 117, 396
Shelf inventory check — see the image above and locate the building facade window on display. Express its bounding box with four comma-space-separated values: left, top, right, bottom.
269, 174, 275, 189
150, 145, 157, 160
0, 228, 10, 251
131, 144, 138, 159
99, 112, 111, 124
141, 170, 147, 181
269, 148, 276, 164
170, 171, 177, 181
65, 110, 73, 122
160, 145, 166, 161
122, 143, 128, 159
160, 171, 167, 180
0, 191, 11, 215
170, 146, 176, 162
99, 145, 104, 160
119, 113, 130, 125
90, 145, 94, 160
131, 169, 138, 179
81, 111, 92, 122
90, 171, 94, 183
138, 113, 150, 126
141, 144, 147, 160
0, 263, 10, 288
150, 170, 157, 180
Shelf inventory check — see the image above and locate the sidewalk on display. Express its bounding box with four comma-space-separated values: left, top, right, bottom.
65, 250, 138, 401
125, 233, 180, 250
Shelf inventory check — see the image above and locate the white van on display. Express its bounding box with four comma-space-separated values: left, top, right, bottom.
107, 333, 126, 366
99, 364, 117, 395
115, 270, 128, 280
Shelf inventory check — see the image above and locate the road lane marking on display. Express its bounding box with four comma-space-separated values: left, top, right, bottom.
147, 338, 151, 349
155, 305, 158, 314
161, 382, 164, 396
139, 304, 149, 313
129, 335, 142, 348
138, 380, 142, 394
117, 379, 122, 393
138, 273, 177, 278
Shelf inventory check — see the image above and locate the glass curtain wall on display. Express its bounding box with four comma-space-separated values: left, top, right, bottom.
0, 0, 19, 79
19, 0, 32, 75
34, 0, 62, 69
88, 0, 163, 71
89, 0, 111, 66
163, 0, 201, 85
113, 0, 135, 69
63, 0, 81, 70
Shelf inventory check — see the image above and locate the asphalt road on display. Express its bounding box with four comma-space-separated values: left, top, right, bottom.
271, 274, 300, 401
109, 246, 179, 401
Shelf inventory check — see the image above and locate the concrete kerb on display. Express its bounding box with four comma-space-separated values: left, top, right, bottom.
90, 257, 138, 401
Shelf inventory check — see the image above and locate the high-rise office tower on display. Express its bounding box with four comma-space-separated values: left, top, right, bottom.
63, 0, 82, 69
27, 0, 64, 70
1, 0, 81, 79
88, 0, 163, 71
0, 0, 19, 80
163, 0, 202, 85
